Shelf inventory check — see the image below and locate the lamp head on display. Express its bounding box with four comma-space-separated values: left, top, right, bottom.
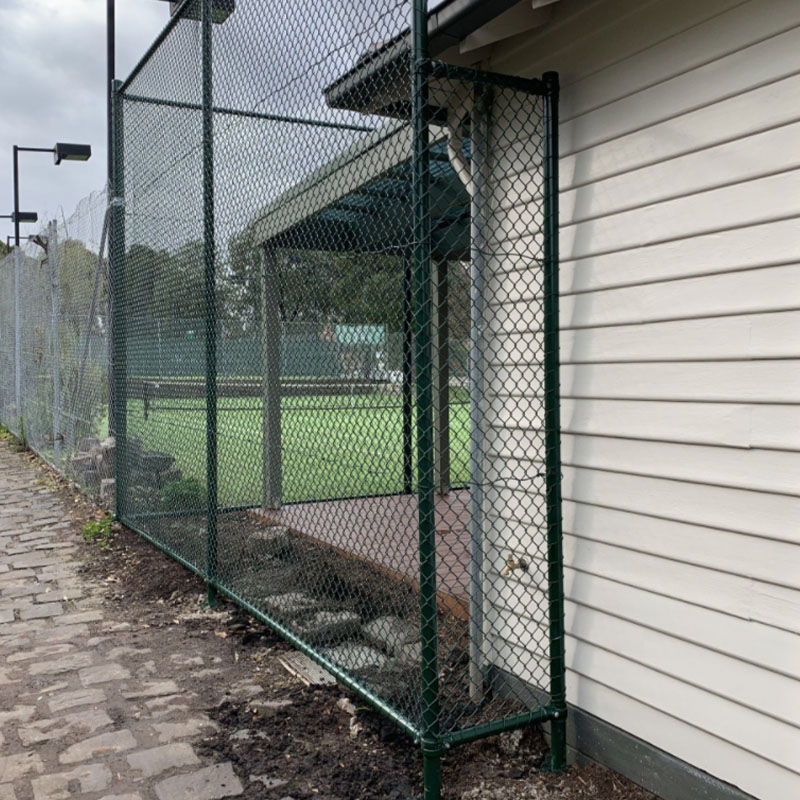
10, 211, 38, 224
54, 142, 91, 165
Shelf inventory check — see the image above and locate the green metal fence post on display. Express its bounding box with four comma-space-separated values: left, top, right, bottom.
542, 70, 567, 771
412, 1, 442, 797
111, 79, 127, 522
402, 254, 414, 495
202, 0, 219, 606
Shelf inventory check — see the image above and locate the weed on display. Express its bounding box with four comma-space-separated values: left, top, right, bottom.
81, 515, 114, 549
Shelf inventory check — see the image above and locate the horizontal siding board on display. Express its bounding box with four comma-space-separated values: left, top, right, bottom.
487, 497, 800, 589
559, 311, 800, 362
560, 216, 800, 293
558, 360, 800, 403
561, 466, 800, 544
488, 398, 800, 450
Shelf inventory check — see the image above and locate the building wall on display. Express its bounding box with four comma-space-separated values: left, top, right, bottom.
479, 1, 800, 798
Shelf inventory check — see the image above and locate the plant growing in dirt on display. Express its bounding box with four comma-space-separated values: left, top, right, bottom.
159, 476, 207, 511
81, 515, 115, 549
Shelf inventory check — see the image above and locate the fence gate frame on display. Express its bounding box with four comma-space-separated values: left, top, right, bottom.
110, 1, 566, 797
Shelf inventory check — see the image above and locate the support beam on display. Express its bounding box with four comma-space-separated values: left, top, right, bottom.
402, 254, 414, 494
260, 245, 282, 509
431, 260, 450, 495
49, 221, 61, 470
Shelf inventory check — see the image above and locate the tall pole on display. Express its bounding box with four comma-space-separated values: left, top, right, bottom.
12, 146, 20, 247
49, 220, 61, 470
411, 1, 441, 798
542, 70, 567, 772
202, 0, 219, 606
107, 0, 116, 436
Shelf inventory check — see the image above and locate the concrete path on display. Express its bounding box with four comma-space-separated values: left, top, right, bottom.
0, 441, 244, 800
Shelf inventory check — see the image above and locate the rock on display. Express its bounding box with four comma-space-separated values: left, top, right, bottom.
260, 592, 320, 619
293, 611, 361, 645
157, 468, 183, 487
140, 451, 175, 472
78, 437, 101, 452
362, 615, 420, 656
247, 526, 291, 558
100, 478, 115, 503
320, 643, 388, 672
70, 453, 94, 472
79, 468, 100, 489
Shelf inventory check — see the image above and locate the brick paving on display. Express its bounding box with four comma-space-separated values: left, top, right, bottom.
0, 442, 244, 800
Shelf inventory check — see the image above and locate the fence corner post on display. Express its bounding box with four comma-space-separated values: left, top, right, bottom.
542, 69, 567, 772
201, 0, 219, 606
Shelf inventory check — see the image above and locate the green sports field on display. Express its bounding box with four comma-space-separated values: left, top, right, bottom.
125, 392, 471, 506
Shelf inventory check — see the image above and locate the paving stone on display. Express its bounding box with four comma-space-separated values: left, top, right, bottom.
19, 602, 63, 620
152, 718, 216, 743
0, 609, 13, 623
36, 623, 90, 643
127, 742, 200, 777
11, 554, 63, 570
0, 751, 44, 783
99, 795, 142, 800
35, 588, 83, 603
293, 610, 361, 644
2, 583, 44, 598
320, 643, 389, 671
49, 687, 107, 713
19, 709, 113, 746
260, 592, 321, 619
362, 615, 420, 656
58, 729, 137, 764
31, 763, 112, 800
0, 783, 16, 799
59, 609, 103, 625
29, 652, 94, 675
154, 762, 244, 800
7, 643, 73, 663
79, 662, 131, 685
0, 705, 36, 725
123, 680, 179, 699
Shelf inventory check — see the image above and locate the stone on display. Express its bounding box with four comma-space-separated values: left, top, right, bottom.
123, 680, 179, 699
157, 468, 183, 487
127, 743, 199, 777
260, 592, 320, 619
0, 609, 13, 623
48, 688, 107, 713
247, 526, 291, 558
79, 662, 131, 686
100, 479, 115, 502
0, 751, 43, 783
29, 652, 94, 675
79, 468, 101, 490
362, 615, 420, 656
320, 643, 388, 672
31, 764, 112, 800
7, 643, 73, 663
152, 718, 215, 743
0, 706, 36, 725
154, 763, 244, 800
59, 609, 103, 625
140, 451, 175, 473
294, 610, 361, 645
78, 437, 101, 452
58, 729, 137, 764
19, 709, 113, 746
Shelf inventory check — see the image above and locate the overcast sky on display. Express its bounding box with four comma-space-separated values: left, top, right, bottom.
0, 0, 170, 244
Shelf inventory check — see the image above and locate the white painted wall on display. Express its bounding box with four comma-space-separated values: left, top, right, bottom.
478, 1, 800, 798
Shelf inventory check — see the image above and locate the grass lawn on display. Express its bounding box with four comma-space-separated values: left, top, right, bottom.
125, 392, 470, 506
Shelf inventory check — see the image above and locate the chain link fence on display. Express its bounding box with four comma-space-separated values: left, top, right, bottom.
0, 190, 112, 499
112, 1, 565, 796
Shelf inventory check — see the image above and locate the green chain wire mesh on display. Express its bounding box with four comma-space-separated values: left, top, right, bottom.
114, 0, 561, 747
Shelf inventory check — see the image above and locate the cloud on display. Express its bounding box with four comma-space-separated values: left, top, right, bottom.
0, 0, 167, 242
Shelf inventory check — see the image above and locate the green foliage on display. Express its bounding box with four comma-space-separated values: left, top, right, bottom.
81, 515, 114, 549
159, 476, 207, 510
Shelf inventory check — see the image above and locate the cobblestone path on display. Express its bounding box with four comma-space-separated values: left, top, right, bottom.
0, 441, 244, 800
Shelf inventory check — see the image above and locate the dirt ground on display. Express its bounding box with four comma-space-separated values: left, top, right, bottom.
28, 452, 657, 800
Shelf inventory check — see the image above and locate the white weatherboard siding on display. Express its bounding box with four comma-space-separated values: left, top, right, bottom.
479, 1, 800, 798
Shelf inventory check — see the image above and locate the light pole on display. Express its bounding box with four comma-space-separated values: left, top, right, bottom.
10, 142, 91, 433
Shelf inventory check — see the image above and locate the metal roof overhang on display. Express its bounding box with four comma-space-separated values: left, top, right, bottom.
253, 122, 470, 261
